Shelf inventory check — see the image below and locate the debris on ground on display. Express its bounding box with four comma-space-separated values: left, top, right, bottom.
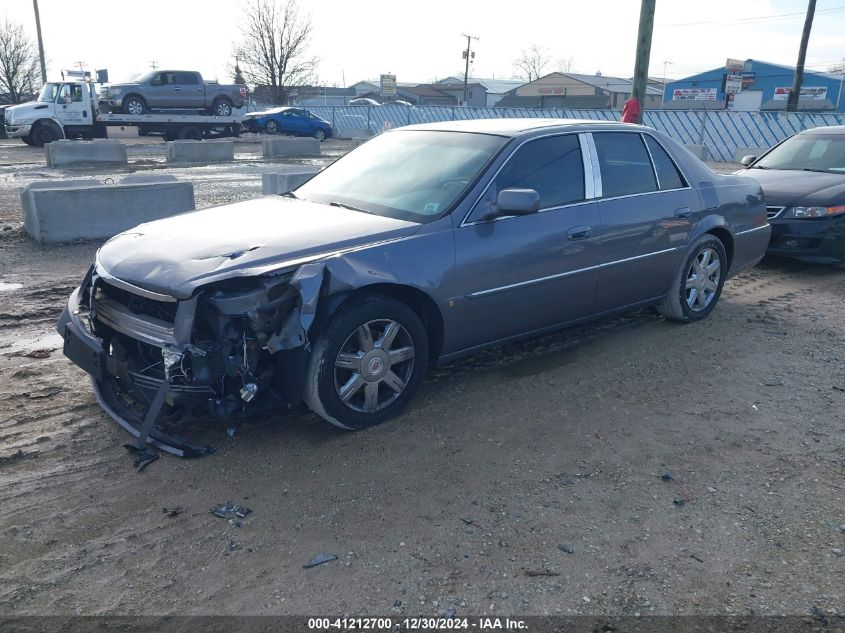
690, 554, 705, 563
210, 502, 252, 519
660, 472, 673, 482
303, 553, 338, 568
557, 544, 575, 554
673, 497, 686, 507
123, 446, 160, 472
162, 507, 182, 518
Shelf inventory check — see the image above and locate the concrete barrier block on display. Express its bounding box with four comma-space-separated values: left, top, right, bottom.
262, 167, 319, 194
166, 140, 234, 163
262, 137, 322, 158
684, 144, 707, 161
19, 179, 100, 236
733, 147, 767, 163
22, 181, 195, 244
45, 139, 127, 167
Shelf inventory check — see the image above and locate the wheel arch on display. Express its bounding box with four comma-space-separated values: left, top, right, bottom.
705, 226, 734, 271
692, 216, 735, 271
315, 283, 445, 363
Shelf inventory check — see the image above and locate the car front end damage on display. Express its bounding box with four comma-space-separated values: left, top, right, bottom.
57, 260, 325, 456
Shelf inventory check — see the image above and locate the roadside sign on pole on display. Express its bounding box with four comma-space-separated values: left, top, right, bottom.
380, 74, 397, 96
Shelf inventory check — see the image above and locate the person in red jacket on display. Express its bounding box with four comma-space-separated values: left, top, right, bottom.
621, 97, 641, 123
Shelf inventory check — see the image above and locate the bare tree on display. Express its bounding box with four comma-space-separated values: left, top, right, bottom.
514, 44, 550, 83
233, 0, 317, 105
0, 18, 40, 104
556, 56, 575, 74
829, 58, 845, 74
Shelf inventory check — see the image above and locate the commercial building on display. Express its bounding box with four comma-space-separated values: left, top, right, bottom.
496, 72, 663, 109
663, 59, 845, 112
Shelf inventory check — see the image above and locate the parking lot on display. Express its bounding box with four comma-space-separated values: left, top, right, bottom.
0, 137, 842, 617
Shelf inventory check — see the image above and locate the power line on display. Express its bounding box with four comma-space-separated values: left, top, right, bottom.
659, 5, 845, 27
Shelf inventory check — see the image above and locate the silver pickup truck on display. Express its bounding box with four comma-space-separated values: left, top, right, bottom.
99, 70, 248, 116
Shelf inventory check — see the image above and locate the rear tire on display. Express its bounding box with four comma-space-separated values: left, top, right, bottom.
304, 294, 428, 430
658, 234, 727, 322
313, 127, 326, 142
21, 134, 37, 146
211, 98, 233, 117
177, 126, 203, 140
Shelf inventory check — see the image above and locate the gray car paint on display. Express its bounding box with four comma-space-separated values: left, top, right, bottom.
91, 119, 769, 362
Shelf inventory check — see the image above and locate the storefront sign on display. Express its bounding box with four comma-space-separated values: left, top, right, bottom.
672, 88, 717, 101
773, 86, 828, 100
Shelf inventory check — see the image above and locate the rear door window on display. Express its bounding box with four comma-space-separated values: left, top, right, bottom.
593, 132, 658, 198
644, 135, 686, 190
176, 72, 199, 85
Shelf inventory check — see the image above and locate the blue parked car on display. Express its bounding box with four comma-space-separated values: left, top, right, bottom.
242, 106, 333, 141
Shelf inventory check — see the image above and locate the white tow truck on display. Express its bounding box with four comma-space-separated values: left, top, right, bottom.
3, 79, 241, 146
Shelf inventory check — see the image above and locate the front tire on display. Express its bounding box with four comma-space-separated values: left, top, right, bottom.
122, 96, 146, 115
31, 121, 62, 147
304, 295, 429, 430
657, 234, 727, 322
264, 120, 279, 135
313, 127, 326, 142
21, 134, 37, 146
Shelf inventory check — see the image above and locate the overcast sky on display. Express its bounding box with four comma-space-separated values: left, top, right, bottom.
5, 0, 845, 86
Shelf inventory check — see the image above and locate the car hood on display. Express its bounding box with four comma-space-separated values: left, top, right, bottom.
96, 196, 421, 299
740, 168, 845, 207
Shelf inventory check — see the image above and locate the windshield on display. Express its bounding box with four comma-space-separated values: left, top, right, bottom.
295, 130, 507, 222
754, 134, 845, 174
136, 71, 157, 83
38, 83, 61, 102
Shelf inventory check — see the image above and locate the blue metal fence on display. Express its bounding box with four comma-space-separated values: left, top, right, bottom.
306, 105, 844, 162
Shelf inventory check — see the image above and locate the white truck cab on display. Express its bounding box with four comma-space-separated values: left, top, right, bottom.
4, 80, 98, 146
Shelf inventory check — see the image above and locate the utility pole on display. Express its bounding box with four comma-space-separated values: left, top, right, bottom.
461, 34, 479, 106
787, 0, 816, 112
32, 0, 47, 83
631, 0, 657, 123
149, 61, 159, 70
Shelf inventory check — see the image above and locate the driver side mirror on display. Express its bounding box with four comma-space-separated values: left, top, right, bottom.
477, 188, 541, 222
63, 95, 72, 105
495, 188, 541, 215
740, 155, 756, 167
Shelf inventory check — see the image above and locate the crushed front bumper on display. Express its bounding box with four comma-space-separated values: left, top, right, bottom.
57, 278, 213, 458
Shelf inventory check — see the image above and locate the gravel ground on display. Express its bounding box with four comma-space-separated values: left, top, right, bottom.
0, 137, 842, 619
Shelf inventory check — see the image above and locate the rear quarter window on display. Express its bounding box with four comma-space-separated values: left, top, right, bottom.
644, 135, 687, 190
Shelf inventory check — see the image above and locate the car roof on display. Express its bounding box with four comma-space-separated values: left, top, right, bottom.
399, 118, 645, 137
800, 125, 845, 135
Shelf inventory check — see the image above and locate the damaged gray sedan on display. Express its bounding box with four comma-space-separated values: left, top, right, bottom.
58, 119, 771, 456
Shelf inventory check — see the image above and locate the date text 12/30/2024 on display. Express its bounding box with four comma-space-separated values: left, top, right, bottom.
308, 617, 528, 630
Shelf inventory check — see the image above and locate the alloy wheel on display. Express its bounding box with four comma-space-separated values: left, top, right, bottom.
215, 101, 232, 116
126, 100, 144, 115
685, 247, 721, 312
333, 319, 415, 413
